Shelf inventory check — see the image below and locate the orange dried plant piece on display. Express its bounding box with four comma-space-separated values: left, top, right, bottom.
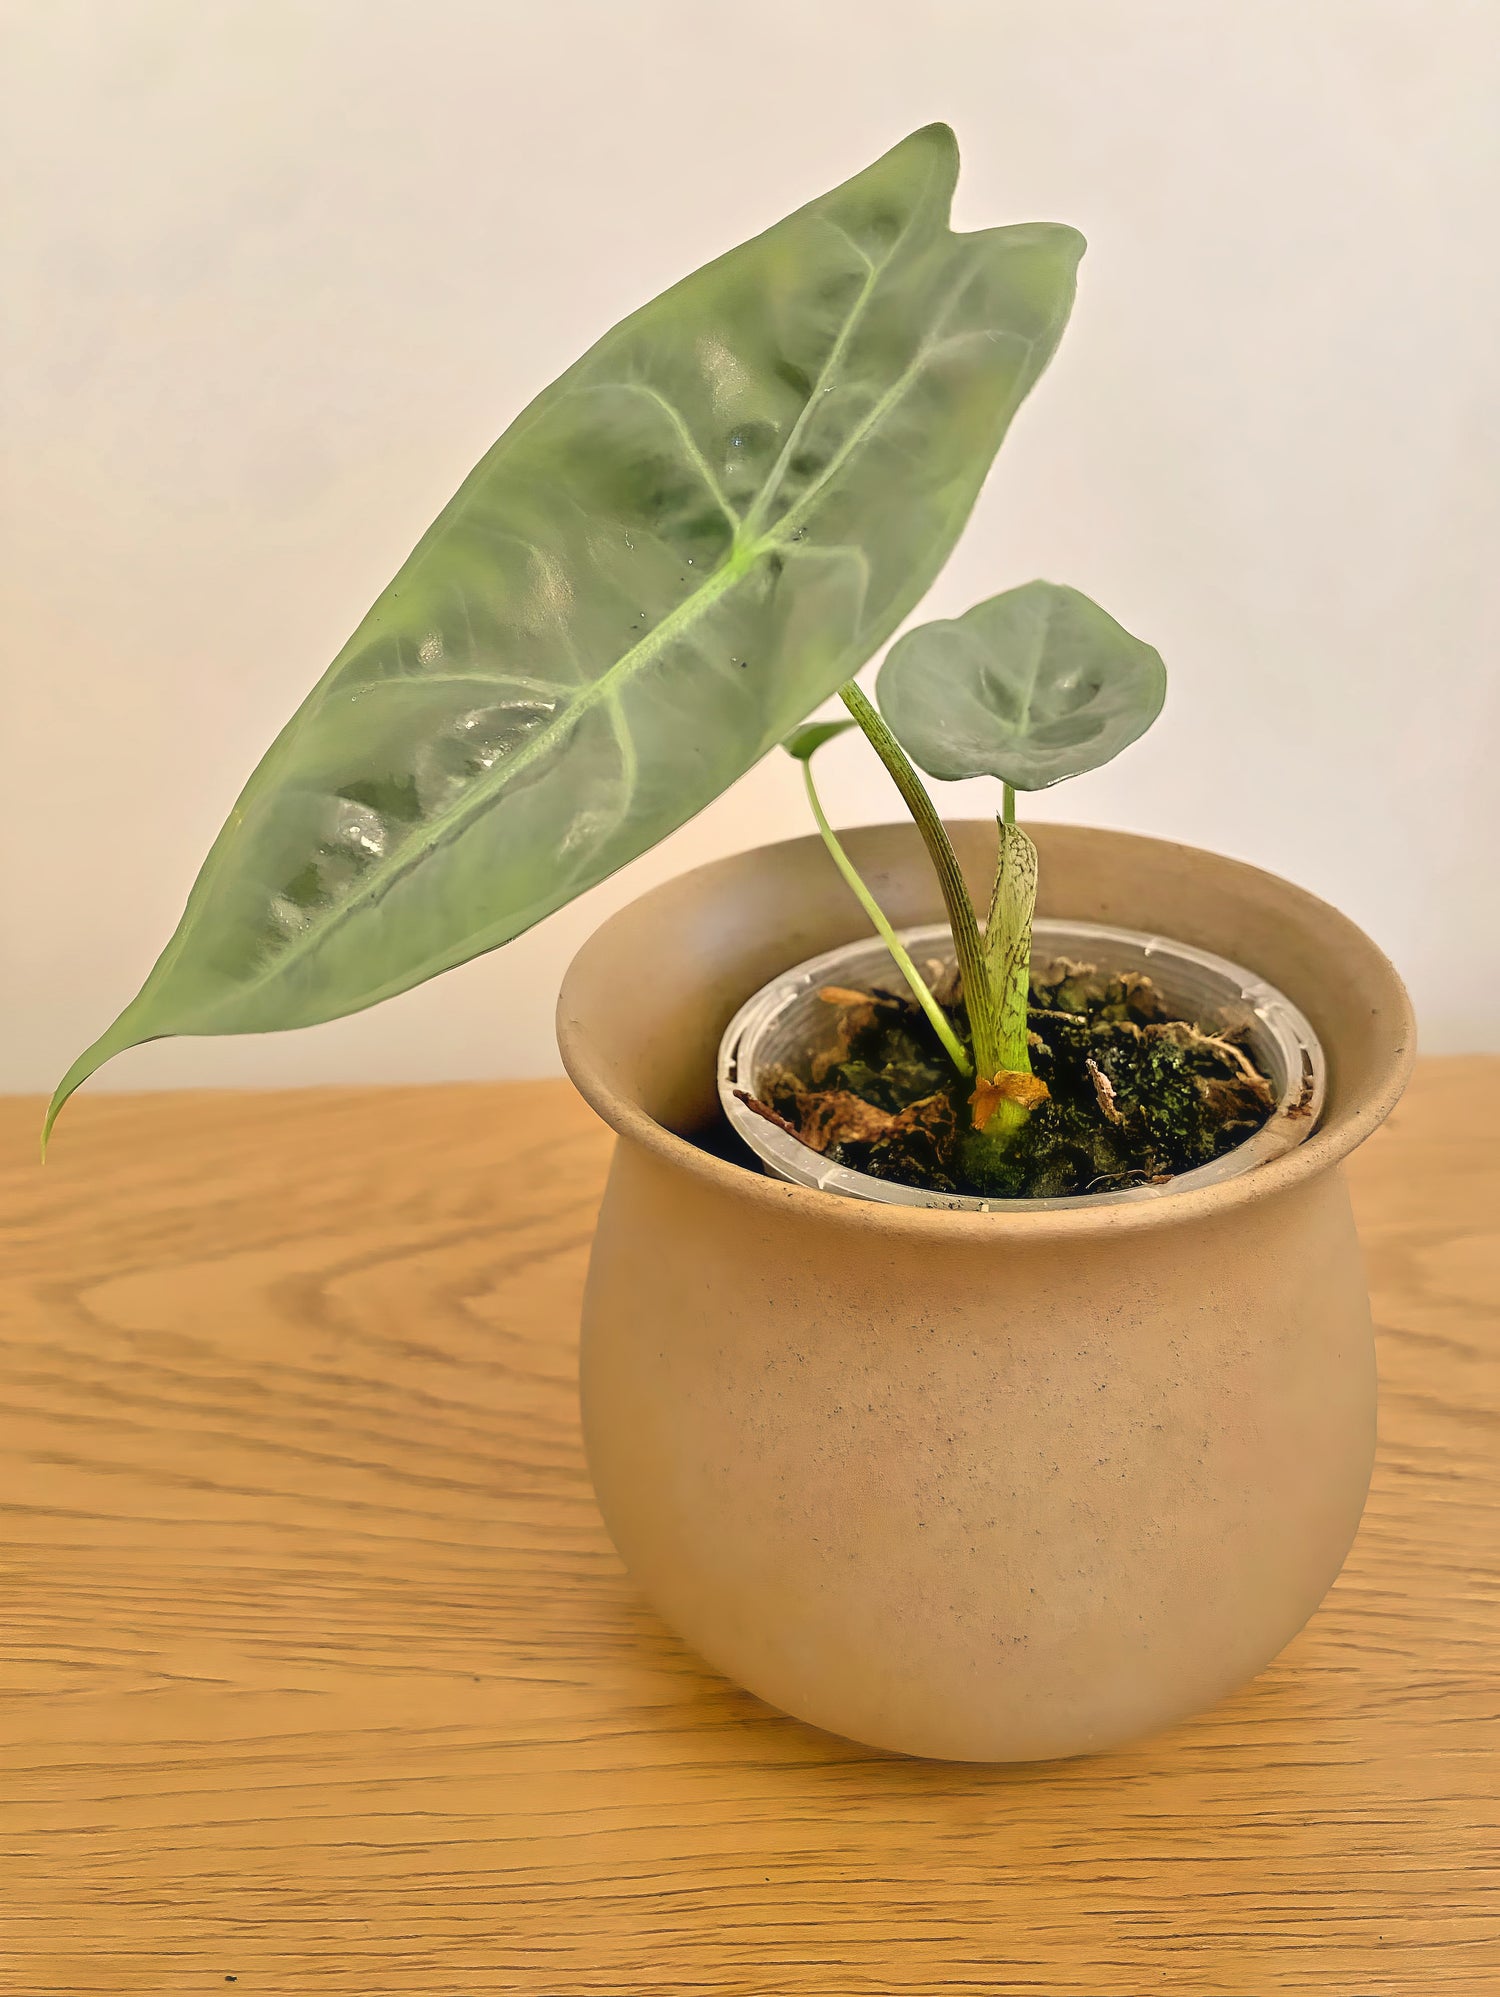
969, 1069, 1051, 1133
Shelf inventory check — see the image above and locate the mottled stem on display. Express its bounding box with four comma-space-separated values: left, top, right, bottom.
981, 814, 1039, 1139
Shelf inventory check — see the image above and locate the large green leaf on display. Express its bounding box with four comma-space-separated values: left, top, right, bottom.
876, 580, 1165, 790
49, 125, 1084, 1134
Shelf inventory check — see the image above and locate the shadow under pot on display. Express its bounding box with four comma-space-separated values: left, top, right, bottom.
556, 820, 1414, 1762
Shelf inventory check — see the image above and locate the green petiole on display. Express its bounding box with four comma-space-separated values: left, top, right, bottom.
838, 683, 1003, 1081
800, 754, 972, 1078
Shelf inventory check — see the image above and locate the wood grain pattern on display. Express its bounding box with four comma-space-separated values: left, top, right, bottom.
2, 1060, 1496, 1996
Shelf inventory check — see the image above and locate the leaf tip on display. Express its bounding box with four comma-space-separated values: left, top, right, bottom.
873, 121, 961, 209
1056, 222, 1089, 265
908, 119, 959, 160
40, 1084, 68, 1162
40, 1018, 147, 1160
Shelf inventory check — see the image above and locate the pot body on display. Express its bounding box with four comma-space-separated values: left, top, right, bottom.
582, 1140, 1372, 1760
558, 823, 1414, 1761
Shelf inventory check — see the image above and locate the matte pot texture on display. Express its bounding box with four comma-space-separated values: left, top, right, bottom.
557, 822, 1414, 1761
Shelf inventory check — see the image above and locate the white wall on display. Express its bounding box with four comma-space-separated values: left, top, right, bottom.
6, 0, 1498, 1097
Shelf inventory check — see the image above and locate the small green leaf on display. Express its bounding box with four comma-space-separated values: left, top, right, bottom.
48, 125, 1085, 1138
782, 717, 857, 761
876, 580, 1165, 790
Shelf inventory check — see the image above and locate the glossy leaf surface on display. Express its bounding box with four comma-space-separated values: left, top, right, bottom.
51, 126, 1083, 1131
876, 580, 1165, 791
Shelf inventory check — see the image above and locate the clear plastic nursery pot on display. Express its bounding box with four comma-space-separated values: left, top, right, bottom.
556, 821, 1414, 1762
718, 919, 1327, 1211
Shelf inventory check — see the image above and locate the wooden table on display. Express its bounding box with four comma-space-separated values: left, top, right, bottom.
2, 1059, 1495, 1995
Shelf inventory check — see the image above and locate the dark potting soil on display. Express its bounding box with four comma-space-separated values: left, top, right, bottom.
736, 959, 1295, 1201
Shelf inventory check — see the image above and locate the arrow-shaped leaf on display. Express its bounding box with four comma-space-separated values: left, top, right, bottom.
50, 126, 1084, 1134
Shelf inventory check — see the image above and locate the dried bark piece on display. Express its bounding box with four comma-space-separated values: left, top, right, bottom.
739, 1081, 960, 1161
733, 1090, 799, 1137
798, 1089, 904, 1154
810, 986, 902, 1083
1086, 1056, 1122, 1124
817, 985, 877, 1008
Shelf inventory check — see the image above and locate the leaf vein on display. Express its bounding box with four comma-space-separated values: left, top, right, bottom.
607, 380, 742, 528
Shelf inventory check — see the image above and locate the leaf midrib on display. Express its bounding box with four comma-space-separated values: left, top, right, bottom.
188, 326, 988, 1022
739, 222, 883, 540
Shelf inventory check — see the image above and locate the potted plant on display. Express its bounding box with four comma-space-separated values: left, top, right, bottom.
49, 126, 1413, 1761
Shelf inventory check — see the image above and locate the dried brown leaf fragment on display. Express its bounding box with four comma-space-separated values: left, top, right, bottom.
1086, 1055, 1122, 1124
969, 1069, 1051, 1133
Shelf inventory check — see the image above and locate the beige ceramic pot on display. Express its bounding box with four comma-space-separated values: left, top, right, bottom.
557, 822, 1414, 1761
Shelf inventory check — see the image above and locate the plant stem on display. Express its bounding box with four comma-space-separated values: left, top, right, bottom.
978, 811, 1039, 1140
800, 758, 972, 1078
839, 682, 1002, 1078
988, 821, 1039, 1060
1002, 781, 1016, 826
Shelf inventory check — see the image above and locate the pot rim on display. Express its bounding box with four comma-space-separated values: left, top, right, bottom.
557, 823, 1416, 1242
